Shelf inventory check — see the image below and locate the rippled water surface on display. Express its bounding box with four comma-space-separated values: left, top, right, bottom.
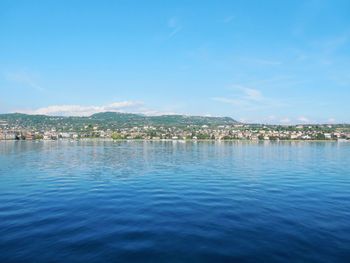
0, 141, 349, 262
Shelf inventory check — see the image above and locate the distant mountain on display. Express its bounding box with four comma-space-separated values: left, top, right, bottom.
0, 112, 238, 131
90, 112, 237, 126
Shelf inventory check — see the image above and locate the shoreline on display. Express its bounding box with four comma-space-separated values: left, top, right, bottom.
0, 138, 347, 143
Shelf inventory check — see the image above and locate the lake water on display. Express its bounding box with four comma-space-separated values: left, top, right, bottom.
0, 141, 349, 262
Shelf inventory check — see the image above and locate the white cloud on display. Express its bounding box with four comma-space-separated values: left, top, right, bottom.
104, 101, 141, 110
17, 101, 144, 116
328, 118, 336, 123
297, 116, 310, 123
280, 118, 291, 124
16, 101, 180, 117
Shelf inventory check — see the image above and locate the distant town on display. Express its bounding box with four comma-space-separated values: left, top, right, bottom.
0, 112, 349, 141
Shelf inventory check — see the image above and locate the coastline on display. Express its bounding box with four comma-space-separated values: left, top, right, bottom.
0, 138, 346, 143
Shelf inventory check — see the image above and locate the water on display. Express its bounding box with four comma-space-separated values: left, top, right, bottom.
0, 141, 349, 262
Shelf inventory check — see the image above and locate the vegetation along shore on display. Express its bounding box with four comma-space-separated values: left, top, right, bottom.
1, 112, 349, 141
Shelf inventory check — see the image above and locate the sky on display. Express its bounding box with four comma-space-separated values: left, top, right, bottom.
1, 0, 350, 124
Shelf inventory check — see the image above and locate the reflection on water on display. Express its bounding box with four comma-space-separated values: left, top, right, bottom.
0, 141, 349, 262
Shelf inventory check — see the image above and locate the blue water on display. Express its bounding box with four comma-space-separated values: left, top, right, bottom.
0, 141, 349, 262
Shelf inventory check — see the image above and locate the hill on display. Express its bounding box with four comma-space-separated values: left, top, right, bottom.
0, 112, 238, 131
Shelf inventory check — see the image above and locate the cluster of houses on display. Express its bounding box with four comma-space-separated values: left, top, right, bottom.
1, 123, 350, 141
111, 125, 349, 141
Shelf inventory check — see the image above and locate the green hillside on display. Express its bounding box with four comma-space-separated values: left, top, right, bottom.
0, 112, 238, 131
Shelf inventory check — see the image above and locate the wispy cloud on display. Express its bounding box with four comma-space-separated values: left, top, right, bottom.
212, 97, 248, 107
238, 86, 263, 101
297, 116, 310, 123
279, 118, 291, 124
213, 85, 276, 106
17, 101, 142, 116
5, 71, 44, 91
328, 118, 336, 123
212, 84, 287, 118
241, 58, 282, 66
290, 32, 350, 65
245, 75, 303, 88
313, 33, 349, 55
167, 17, 182, 38
223, 15, 234, 24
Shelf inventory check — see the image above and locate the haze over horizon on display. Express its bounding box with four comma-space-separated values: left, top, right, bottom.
1, 0, 350, 124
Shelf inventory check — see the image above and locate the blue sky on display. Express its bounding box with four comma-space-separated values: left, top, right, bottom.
1, 0, 349, 124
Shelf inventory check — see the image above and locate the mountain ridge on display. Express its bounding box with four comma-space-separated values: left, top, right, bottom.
0, 112, 238, 130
